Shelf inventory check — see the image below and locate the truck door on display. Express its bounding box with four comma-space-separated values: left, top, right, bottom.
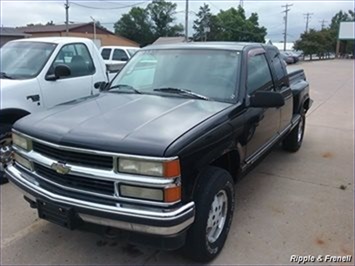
266, 47, 293, 133
38, 43, 95, 109
245, 50, 280, 159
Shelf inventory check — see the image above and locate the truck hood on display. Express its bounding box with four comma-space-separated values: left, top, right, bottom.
14, 93, 231, 156
0, 78, 26, 88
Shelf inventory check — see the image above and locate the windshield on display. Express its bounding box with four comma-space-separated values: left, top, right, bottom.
111, 49, 240, 102
0, 41, 57, 79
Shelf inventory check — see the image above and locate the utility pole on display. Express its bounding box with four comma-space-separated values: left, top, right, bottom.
304, 12, 313, 33
65, 0, 69, 36
239, 0, 244, 8
320, 19, 327, 30
282, 3, 293, 51
90, 16, 96, 41
185, 0, 189, 42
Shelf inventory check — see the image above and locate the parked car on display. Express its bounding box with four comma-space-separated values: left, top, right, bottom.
6, 43, 312, 261
280, 51, 295, 64
100, 46, 140, 74
0, 37, 110, 184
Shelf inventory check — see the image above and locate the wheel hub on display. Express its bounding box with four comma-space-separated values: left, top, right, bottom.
206, 190, 228, 243
0, 136, 13, 170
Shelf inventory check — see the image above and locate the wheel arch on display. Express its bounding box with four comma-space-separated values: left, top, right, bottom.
0, 108, 31, 126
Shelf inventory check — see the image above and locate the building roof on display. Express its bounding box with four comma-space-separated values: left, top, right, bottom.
0, 27, 31, 37
153, 37, 186, 45
16, 23, 115, 35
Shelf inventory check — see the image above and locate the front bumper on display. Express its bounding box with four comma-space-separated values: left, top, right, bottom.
6, 165, 195, 236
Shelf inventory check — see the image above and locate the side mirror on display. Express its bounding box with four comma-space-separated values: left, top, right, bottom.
94, 81, 108, 91
46, 64, 71, 81
249, 91, 285, 108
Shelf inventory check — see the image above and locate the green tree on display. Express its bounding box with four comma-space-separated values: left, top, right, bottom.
147, 0, 183, 38
294, 29, 333, 59
115, 0, 183, 46
193, 3, 214, 41
195, 6, 267, 42
114, 7, 154, 46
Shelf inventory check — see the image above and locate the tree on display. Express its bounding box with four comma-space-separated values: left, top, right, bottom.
294, 29, 333, 59
114, 7, 155, 46
212, 6, 267, 42
193, 4, 214, 41
115, 0, 183, 46
147, 0, 183, 38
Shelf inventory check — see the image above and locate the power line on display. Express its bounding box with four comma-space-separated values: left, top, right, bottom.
281, 3, 293, 51
303, 12, 313, 33
71, 1, 148, 10
208, 1, 221, 12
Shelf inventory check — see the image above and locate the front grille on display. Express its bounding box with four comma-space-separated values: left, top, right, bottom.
34, 163, 115, 196
33, 142, 113, 170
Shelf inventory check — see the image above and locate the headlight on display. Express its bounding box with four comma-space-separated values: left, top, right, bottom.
14, 153, 33, 171
118, 158, 180, 178
12, 133, 32, 151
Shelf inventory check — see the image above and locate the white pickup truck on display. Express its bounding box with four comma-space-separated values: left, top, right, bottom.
0, 37, 110, 183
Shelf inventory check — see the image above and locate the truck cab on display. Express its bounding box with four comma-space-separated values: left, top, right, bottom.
0, 37, 109, 182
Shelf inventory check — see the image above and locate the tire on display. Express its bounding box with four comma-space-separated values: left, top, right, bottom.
282, 115, 305, 152
0, 124, 12, 185
183, 166, 235, 262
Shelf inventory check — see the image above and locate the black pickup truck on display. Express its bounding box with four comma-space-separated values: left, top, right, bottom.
6, 42, 311, 262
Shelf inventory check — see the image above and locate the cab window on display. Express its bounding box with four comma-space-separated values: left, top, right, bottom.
48, 43, 95, 78
247, 54, 273, 94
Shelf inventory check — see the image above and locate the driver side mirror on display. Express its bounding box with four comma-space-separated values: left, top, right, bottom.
249, 91, 285, 108
46, 64, 71, 81
94, 81, 108, 91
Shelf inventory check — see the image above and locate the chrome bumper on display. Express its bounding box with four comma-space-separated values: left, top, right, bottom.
6, 165, 195, 236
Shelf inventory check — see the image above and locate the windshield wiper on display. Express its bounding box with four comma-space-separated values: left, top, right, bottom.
108, 84, 142, 94
0, 72, 14, 79
153, 87, 209, 101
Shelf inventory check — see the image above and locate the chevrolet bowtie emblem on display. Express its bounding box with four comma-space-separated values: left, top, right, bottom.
51, 162, 71, 175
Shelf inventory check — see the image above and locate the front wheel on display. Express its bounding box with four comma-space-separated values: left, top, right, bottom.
282, 115, 305, 152
0, 124, 12, 185
183, 166, 235, 262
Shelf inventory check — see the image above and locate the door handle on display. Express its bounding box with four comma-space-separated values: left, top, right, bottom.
26, 94, 40, 102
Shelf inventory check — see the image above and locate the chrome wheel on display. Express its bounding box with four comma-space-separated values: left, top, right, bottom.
0, 133, 12, 170
206, 190, 228, 243
297, 118, 304, 143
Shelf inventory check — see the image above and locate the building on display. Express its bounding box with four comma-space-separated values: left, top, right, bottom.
0, 27, 31, 47
337, 21, 355, 58
153, 37, 186, 45
15, 23, 139, 47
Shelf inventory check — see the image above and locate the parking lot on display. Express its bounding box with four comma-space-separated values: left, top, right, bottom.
1, 59, 354, 265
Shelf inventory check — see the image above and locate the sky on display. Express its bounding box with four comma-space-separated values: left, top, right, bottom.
1, 0, 354, 42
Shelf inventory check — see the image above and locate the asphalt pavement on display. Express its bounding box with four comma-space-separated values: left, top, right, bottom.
1, 59, 354, 265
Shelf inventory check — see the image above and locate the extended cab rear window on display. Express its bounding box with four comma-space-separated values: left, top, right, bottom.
101, 48, 111, 60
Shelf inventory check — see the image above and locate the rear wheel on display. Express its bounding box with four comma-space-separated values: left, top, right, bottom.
183, 166, 235, 262
282, 115, 305, 152
0, 124, 12, 185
